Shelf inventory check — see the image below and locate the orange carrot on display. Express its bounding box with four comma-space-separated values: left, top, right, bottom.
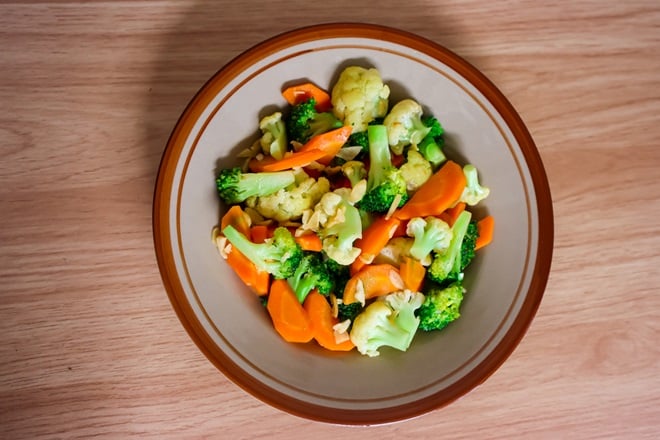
395, 160, 467, 220
248, 148, 328, 172
351, 215, 401, 274
282, 82, 332, 112
267, 279, 314, 343
250, 225, 272, 244
248, 126, 352, 171
399, 256, 426, 292
298, 125, 352, 165
221, 205, 251, 237
475, 215, 495, 250
304, 291, 355, 351
343, 264, 405, 305
439, 202, 466, 227
223, 245, 270, 296
295, 232, 323, 252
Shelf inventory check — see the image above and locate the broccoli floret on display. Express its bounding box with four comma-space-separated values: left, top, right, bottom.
383, 99, 432, 155
399, 149, 432, 193
459, 164, 490, 206
417, 281, 465, 331
331, 66, 390, 133
349, 290, 425, 357
348, 130, 369, 152
337, 301, 363, 322
246, 171, 330, 222
287, 252, 334, 303
259, 112, 288, 160
286, 98, 343, 144
460, 220, 479, 271
324, 256, 351, 296
216, 167, 296, 205
406, 216, 452, 263
417, 116, 446, 168
222, 225, 303, 279
427, 210, 473, 284
357, 125, 409, 213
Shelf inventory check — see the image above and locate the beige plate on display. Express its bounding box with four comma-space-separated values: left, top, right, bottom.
153, 23, 553, 425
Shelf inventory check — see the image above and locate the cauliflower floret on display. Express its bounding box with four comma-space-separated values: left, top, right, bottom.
459, 164, 490, 206
399, 150, 432, 193
331, 66, 390, 133
383, 99, 432, 155
247, 173, 330, 223
258, 112, 287, 160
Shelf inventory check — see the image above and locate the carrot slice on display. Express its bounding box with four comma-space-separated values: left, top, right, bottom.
351, 215, 401, 274
399, 256, 426, 292
295, 232, 323, 252
395, 160, 466, 220
304, 291, 355, 351
250, 225, 272, 244
439, 202, 466, 227
267, 279, 313, 343
343, 264, 405, 305
248, 148, 327, 172
221, 205, 251, 237
475, 215, 495, 250
298, 125, 353, 165
282, 82, 332, 112
224, 245, 270, 296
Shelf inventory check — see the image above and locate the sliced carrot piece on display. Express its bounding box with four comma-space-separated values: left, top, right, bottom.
250, 225, 272, 244
224, 246, 270, 296
343, 264, 404, 305
266, 279, 313, 343
248, 148, 327, 172
295, 232, 323, 252
475, 215, 495, 250
395, 160, 466, 220
298, 125, 352, 165
282, 82, 332, 112
439, 202, 466, 227
351, 215, 401, 274
221, 205, 251, 237
399, 256, 426, 292
304, 291, 355, 351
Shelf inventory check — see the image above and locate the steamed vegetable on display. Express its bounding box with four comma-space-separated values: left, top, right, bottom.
212, 65, 494, 356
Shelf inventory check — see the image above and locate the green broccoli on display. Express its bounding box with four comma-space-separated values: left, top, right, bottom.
348, 130, 369, 152
287, 252, 334, 303
459, 164, 490, 206
459, 220, 479, 271
383, 99, 432, 155
323, 256, 351, 295
406, 216, 452, 263
215, 167, 296, 205
222, 225, 303, 279
349, 290, 425, 357
286, 98, 343, 144
357, 125, 409, 213
427, 210, 473, 284
337, 301, 363, 322
259, 112, 288, 160
417, 281, 465, 331
417, 116, 446, 168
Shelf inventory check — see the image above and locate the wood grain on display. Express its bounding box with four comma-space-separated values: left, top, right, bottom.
1, 0, 659, 438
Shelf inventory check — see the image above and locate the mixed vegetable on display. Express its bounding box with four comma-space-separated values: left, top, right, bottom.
212, 66, 495, 357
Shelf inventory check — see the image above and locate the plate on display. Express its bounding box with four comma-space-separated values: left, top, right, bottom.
153, 23, 553, 425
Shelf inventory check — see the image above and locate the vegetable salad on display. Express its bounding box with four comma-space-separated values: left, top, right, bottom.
212, 66, 494, 357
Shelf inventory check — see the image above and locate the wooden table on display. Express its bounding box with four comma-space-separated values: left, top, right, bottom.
2, 1, 659, 438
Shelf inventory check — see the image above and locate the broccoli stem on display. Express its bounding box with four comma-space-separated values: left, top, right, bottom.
366, 125, 391, 191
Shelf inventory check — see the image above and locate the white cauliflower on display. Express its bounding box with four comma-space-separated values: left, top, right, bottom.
459, 164, 490, 206
399, 150, 432, 193
331, 66, 390, 133
246, 171, 330, 223
383, 99, 432, 155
